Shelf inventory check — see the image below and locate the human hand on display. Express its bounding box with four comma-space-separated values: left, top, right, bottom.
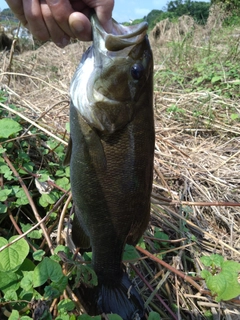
5, 0, 114, 47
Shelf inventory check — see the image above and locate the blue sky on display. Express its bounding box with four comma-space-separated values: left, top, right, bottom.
1, 0, 210, 23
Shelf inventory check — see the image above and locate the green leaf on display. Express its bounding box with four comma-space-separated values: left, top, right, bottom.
230, 113, 239, 120
58, 299, 75, 312
19, 258, 36, 271
0, 165, 13, 180
55, 315, 71, 320
0, 271, 20, 293
0, 118, 22, 138
20, 271, 34, 291
200, 254, 224, 267
0, 188, 11, 201
33, 249, 45, 261
200, 269, 211, 280
39, 193, 58, 207
0, 236, 30, 272
15, 189, 29, 205
211, 76, 222, 84
65, 122, 70, 133
221, 260, 240, 274
123, 244, 139, 261
205, 273, 226, 296
0, 202, 7, 213
9, 310, 20, 320
218, 278, 240, 301
107, 315, 123, 320
4, 289, 18, 301
154, 228, 169, 241
21, 223, 42, 239
55, 177, 70, 190
44, 285, 62, 299
148, 311, 161, 320
77, 316, 101, 320
33, 257, 65, 287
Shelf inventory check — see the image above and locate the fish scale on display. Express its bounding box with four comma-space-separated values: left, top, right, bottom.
66, 13, 155, 320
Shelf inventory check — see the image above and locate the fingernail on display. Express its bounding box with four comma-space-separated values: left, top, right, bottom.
71, 20, 84, 34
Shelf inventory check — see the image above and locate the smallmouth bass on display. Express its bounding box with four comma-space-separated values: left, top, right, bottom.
66, 13, 155, 320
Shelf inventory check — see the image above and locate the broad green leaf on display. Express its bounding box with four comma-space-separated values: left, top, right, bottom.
206, 273, 226, 297
9, 310, 20, 320
19, 258, 36, 271
221, 260, 240, 274
20, 271, 34, 291
33, 249, 45, 261
0, 236, 29, 272
211, 76, 222, 83
0, 202, 7, 213
0, 188, 11, 201
0, 118, 22, 138
51, 274, 68, 293
58, 299, 75, 312
15, 189, 29, 205
0, 271, 20, 293
33, 257, 65, 287
107, 315, 123, 320
4, 289, 18, 301
0, 165, 13, 180
200, 254, 224, 267
154, 227, 169, 239
137, 237, 146, 249
38, 173, 50, 182
55, 315, 71, 320
200, 269, 211, 280
231, 113, 239, 120
148, 311, 161, 320
18, 162, 34, 174
77, 316, 101, 320
123, 244, 139, 261
218, 278, 240, 301
20, 223, 42, 239
39, 192, 58, 207
55, 177, 70, 190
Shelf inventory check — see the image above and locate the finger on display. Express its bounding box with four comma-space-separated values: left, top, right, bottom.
23, 0, 51, 41
40, 1, 70, 47
82, 0, 114, 33
45, 0, 76, 39
69, 12, 92, 41
94, 0, 114, 33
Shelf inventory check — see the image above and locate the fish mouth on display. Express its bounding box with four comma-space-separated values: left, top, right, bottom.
91, 14, 148, 52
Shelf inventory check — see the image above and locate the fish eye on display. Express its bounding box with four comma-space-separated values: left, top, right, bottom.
131, 63, 144, 80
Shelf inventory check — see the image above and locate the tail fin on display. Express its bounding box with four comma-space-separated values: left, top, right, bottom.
97, 273, 145, 320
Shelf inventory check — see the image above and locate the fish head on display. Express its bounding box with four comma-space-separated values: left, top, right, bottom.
70, 14, 153, 133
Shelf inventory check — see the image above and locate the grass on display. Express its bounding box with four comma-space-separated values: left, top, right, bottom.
0, 6, 240, 320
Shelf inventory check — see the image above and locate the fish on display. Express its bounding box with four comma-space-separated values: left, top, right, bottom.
65, 12, 155, 320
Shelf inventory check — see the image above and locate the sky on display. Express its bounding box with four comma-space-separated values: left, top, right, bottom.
0, 0, 210, 23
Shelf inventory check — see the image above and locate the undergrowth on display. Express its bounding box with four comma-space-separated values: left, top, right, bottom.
154, 26, 240, 105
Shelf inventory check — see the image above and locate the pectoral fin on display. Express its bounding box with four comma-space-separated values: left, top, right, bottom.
79, 113, 107, 172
